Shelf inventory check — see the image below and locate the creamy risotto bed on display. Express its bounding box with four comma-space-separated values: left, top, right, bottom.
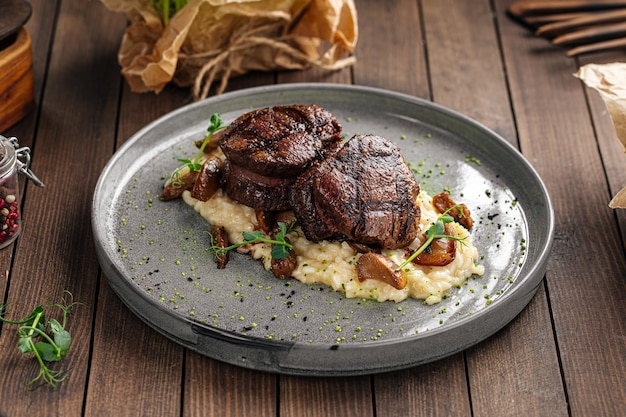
182, 188, 484, 305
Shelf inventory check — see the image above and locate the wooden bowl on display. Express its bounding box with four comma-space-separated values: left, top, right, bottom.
0, 0, 34, 133
0, 27, 34, 133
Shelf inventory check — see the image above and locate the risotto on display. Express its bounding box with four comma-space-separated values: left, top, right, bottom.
182, 187, 484, 304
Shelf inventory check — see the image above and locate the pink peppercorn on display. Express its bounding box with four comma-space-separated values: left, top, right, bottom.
0, 136, 44, 248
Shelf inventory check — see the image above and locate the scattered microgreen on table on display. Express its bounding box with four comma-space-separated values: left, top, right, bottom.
210, 221, 299, 261
0, 291, 82, 390
169, 113, 226, 188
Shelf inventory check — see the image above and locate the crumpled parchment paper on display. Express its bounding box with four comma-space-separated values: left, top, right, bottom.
575, 62, 626, 208
100, 0, 358, 100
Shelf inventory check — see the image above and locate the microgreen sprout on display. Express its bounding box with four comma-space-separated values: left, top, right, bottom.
0, 291, 82, 390
152, 0, 189, 26
396, 206, 468, 271
210, 222, 298, 261
169, 113, 226, 188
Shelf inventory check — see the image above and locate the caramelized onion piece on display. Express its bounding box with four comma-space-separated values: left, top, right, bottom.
271, 238, 296, 279
432, 191, 473, 229
210, 225, 230, 269
406, 224, 456, 266
161, 171, 199, 201
191, 156, 223, 202
356, 252, 407, 290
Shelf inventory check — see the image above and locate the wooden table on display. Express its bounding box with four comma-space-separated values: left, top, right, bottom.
1, 0, 625, 416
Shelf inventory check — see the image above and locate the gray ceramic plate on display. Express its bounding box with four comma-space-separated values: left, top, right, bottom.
92, 84, 554, 376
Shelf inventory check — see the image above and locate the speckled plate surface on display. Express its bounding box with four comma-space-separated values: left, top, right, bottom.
92, 84, 554, 376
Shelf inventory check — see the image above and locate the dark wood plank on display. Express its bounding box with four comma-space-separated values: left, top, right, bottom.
467, 286, 568, 417
352, 0, 429, 99
224, 70, 276, 94
424, 0, 517, 143
0, 0, 124, 415
184, 352, 277, 417
374, 356, 471, 417
117, 84, 194, 141
496, 1, 626, 416
276, 58, 352, 86
280, 375, 373, 417
85, 277, 184, 416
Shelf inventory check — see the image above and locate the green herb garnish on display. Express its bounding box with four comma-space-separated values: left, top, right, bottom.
396, 206, 468, 271
169, 113, 226, 188
152, 0, 189, 26
0, 291, 82, 390
210, 222, 298, 260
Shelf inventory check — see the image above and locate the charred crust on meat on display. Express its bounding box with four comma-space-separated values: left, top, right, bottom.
290, 134, 421, 249
218, 104, 343, 211
222, 161, 296, 211
219, 104, 343, 177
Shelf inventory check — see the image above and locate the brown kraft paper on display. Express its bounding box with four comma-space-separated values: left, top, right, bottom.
575, 63, 626, 208
100, 0, 358, 100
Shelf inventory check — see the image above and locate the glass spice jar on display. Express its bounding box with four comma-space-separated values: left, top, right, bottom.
0, 135, 43, 249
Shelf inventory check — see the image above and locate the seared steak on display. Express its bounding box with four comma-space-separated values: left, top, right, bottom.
221, 161, 296, 211
219, 104, 342, 177
290, 135, 421, 249
219, 104, 342, 210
